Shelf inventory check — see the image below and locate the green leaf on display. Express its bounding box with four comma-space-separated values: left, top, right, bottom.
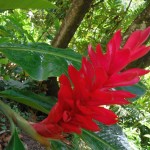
81, 124, 131, 150
4, 79, 28, 89
6, 128, 25, 150
117, 82, 147, 102
71, 134, 81, 150
0, 0, 56, 9
0, 58, 8, 64
49, 133, 81, 150
50, 135, 81, 150
0, 90, 56, 114
51, 140, 70, 150
0, 37, 10, 44
0, 43, 82, 80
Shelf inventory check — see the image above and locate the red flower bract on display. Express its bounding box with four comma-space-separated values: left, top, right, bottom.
32, 27, 150, 139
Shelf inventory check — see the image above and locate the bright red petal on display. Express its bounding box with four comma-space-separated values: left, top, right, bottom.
109, 49, 130, 74
74, 114, 100, 131
88, 44, 109, 71
105, 70, 142, 87
124, 27, 150, 49
76, 100, 92, 115
80, 57, 95, 89
45, 103, 63, 123
89, 90, 133, 105
32, 123, 63, 139
61, 123, 81, 134
124, 30, 141, 49
129, 46, 150, 62
59, 74, 71, 87
126, 68, 150, 76
68, 65, 80, 88
88, 44, 97, 66
105, 30, 122, 72
58, 85, 73, 104
92, 107, 118, 125
93, 67, 108, 89
107, 30, 121, 54
137, 27, 150, 45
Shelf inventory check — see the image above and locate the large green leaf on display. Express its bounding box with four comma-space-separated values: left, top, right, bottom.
0, 90, 56, 114
0, 0, 56, 9
6, 128, 25, 150
81, 123, 131, 150
50, 134, 81, 150
0, 43, 82, 80
117, 82, 147, 102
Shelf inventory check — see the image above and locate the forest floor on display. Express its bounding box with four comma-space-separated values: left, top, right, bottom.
0, 111, 46, 150
0, 131, 46, 150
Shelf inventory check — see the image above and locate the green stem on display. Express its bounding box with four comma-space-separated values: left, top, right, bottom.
0, 100, 50, 148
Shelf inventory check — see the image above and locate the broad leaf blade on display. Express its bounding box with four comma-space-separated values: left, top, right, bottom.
0, 90, 56, 114
6, 128, 25, 150
81, 124, 131, 150
0, 0, 56, 9
0, 43, 82, 80
71, 134, 81, 150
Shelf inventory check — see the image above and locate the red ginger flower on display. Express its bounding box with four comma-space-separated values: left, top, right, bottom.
88, 28, 150, 87
32, 27, 150, 139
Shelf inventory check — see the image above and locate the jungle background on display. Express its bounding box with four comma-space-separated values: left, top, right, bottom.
0, 0, 150, 149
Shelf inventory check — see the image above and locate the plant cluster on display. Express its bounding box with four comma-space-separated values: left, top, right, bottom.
0, 0, 150, 149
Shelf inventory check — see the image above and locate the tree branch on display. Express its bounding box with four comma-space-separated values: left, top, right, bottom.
51, 0, 93, 48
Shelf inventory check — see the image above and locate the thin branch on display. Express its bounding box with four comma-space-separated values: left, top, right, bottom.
125, 0, 132, 13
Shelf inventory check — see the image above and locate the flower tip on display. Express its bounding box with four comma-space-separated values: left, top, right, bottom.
94, 128, 101, 133
146, 26, 150, 32
88, 44, 92, 49
88, 44, 93, 52
96, 43, 102, 49
122, 99, 132, 105
68, 64, 74, 71
116, 29, 122, 34
141, 69, 150, 75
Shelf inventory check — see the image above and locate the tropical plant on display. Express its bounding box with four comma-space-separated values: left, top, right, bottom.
0, 0, 150, 150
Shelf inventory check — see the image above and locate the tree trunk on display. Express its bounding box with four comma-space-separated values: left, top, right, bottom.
47, 0, 93, 97
124, 2, 150, 69
51, 0, 93, 48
